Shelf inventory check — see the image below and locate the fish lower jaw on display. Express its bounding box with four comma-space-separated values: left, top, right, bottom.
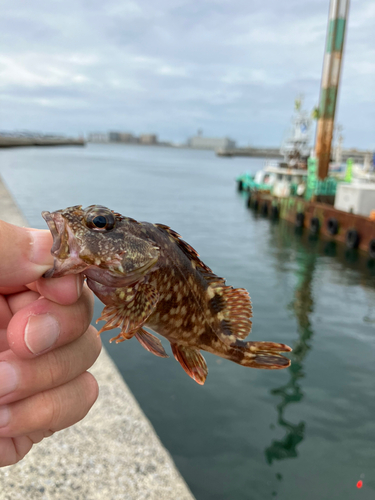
44, 255, 89, 278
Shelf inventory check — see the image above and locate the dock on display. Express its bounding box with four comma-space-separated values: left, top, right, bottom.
218, 147, 372, 163
217, 147, 282, 158
243, 189, 375, 257
0, 177, 195, 500
0, 136, 85, 148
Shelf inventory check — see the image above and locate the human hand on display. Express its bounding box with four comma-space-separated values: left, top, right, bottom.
0, 221, 101, 467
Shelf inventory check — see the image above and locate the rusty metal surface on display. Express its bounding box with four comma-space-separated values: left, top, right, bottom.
316, 118, 335, 180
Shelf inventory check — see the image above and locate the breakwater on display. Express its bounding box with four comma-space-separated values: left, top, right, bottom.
0, 136, 85, 148
217, 147, 282, 158
217, 147, 372, 162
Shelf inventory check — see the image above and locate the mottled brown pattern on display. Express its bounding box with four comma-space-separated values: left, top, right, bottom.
42, 205, 291, 384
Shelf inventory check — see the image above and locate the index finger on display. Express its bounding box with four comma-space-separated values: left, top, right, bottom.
0, 221, 53, 287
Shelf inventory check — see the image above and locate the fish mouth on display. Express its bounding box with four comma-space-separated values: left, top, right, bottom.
42, 211, 64, 256
42, 209, 89, 278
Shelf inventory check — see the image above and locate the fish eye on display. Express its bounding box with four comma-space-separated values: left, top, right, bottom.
93, 216, 107, 228
85, 210, 115, 231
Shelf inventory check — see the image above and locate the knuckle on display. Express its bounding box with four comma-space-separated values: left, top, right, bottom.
42, 390, 63, 431
39, 326, 100, 393
50, 373, 97, 431
46, 347, 73, 387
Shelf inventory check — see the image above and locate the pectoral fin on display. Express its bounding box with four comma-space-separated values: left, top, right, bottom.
171, 344, 208, 385
95, 283, 159, 342
135, 328, 169, 358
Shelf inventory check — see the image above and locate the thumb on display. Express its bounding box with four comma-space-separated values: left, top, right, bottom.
0, 221, 53, 287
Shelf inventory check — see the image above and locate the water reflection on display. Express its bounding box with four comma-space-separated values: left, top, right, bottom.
264, 218, 375, 470
265, 247, 316, 464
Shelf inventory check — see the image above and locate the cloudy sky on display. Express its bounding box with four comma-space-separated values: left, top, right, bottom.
1, 0, 374, 148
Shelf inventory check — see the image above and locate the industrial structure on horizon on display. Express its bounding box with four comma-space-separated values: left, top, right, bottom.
88, 130, 237, 151
187, 135, 236, 151
87, 127, 371, 162
88, 131, 160, 145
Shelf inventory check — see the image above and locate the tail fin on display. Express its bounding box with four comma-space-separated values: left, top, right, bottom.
206, 284, 291, 368
225, 340, 291, 369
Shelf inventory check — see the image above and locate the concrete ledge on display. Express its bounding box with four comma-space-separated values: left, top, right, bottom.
0, 136, 85, 148
0, 176, 195, 500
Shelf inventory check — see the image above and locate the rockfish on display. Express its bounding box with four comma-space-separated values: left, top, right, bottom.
42, 205, 291, 384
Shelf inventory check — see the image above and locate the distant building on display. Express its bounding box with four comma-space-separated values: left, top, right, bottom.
139, 134, 158, 145
118, 133, 139, 143
107, 132, 159, 145
107, 132, 139, 143
88, 132, 109, 143
108, 131, 121, 142
188, 136, 236, 151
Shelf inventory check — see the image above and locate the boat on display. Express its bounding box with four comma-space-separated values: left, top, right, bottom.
237, 98, 313, 197
237, 100, 375, 199
237, 130, 375, 258
236, 0, 375, 259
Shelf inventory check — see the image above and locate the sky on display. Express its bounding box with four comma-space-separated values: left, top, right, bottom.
0, 0, 374, 148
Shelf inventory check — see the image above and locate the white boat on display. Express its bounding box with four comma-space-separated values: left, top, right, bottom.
247, 98, 312, 197
238, 99, 375, 197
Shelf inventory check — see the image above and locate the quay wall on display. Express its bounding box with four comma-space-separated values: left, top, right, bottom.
0, 137, 85, 148
217, 147, 372, 162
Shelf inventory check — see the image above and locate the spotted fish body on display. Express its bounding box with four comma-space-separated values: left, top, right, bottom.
42, 205, 291, 384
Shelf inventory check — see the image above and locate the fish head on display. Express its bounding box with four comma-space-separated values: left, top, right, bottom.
42, 205, 159, 284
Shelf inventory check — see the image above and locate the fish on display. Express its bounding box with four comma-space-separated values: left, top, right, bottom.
42, 205, 291, 384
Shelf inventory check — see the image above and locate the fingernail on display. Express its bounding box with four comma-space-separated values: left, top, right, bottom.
27, 230, 54, 267
0, 406, 10, 428
0, 362, 18, 398
25, 314, 60, 354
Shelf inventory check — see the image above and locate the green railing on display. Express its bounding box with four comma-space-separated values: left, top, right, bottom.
305, 157, 338, 200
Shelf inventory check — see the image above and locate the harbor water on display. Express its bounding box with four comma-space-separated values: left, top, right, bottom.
1, 144, 375, 499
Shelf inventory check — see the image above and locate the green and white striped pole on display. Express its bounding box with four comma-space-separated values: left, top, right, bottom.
315, 0, 350, 180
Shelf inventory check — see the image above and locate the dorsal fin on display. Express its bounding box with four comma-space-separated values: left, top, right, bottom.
155, 223, 225, 287
155, 223, 251, 343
